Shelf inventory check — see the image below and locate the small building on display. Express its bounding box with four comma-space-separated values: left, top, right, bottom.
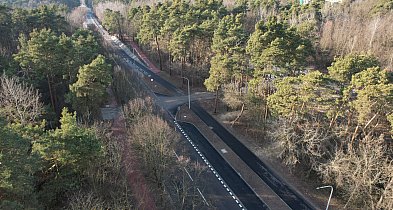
299, 0, 311, 4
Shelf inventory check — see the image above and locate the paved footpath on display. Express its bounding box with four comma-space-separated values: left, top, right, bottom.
123, 36, 161, 74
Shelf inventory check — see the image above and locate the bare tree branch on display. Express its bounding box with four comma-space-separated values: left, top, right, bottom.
0, 75, 43, 124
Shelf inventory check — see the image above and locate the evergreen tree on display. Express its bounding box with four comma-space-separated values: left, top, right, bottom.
68, 55, 112, 120
14, 28, 64, 113
69, 29, 99, 83
247, 16, 312, 78
138, 4, 168, 71
328, 53, 379, 85
35, 107, 103, 208
103, 9, 124, 40
0, 5, 13, 56
0, 120, 42, 209
205, 14, 247, 112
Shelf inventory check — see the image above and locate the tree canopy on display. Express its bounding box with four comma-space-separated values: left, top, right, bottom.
68, 55, 112, 119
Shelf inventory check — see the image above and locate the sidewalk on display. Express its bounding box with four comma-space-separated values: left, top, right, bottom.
123, 36, 161, 74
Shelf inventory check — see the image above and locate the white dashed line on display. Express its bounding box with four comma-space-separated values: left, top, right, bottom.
176, 122, 245, 210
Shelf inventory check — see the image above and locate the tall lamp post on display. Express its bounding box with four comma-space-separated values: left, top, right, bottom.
181, 77, 190, 109
316, 185, 333, 210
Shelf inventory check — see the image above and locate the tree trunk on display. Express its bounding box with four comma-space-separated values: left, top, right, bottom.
329, 112, 339, 129
117, 19, 122, 41
231, 103, 245, 127
169, 53, 172, 76
53, 79, 59, 115
47, 75, 56, 113
155, 36, 163, 72
369, 17, 380, 50
264, 80, 270, 121
350, 125, 359, 151
214, 86, 219, 114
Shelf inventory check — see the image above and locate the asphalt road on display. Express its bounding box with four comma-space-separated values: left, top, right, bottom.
88, 9, 316, 210
110, 37, 315, 210
178, 122, 269, 210
191, 103, 316, 210
115, 48, 182, 96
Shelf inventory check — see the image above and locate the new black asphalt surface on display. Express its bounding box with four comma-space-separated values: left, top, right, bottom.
116, 45, 315, 209
178, 122, 269, 210
191, 103, 316, 210
115, 48, 182, 96
96, 16, 316, 209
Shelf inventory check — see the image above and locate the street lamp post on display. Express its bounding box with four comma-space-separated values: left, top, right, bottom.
316, 185, 333, 210
181, 77, 190, 109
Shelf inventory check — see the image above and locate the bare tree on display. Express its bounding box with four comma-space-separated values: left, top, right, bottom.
319, 135, 392, 209
0, 75, 43, 124
123, 97, 154, 124
67, 6, 89, 29
112, 65, 143, 104
94, 1, 128, 23
169, 155, 207, 210
271, 117, 336, 171
130, 114, 178, 187
320, 1, 393, 68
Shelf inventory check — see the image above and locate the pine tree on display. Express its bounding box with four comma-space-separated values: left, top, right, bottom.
205, 14, 247, 113
328, 53, 379, 85
103, 9, 124, 40
138, 4, 168, 71
14, 28, 64, 113
68, 55, 112, 120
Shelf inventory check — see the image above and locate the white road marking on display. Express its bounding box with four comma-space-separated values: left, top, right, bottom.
197, 188, 209, 206
175, 123, 246, 210
184, 167, 193, 181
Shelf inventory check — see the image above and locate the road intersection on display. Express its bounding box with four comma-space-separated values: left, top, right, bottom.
86, 4, 319, 209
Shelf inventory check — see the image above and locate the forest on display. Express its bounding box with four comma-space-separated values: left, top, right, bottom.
0, 1, 203, 209
95, 0, 393, 209
0, 0, 80, 8
0, 3, 123, 209
0, 0, 392, 209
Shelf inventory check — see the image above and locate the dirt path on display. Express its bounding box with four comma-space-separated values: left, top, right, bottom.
106, 89, 157, 210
